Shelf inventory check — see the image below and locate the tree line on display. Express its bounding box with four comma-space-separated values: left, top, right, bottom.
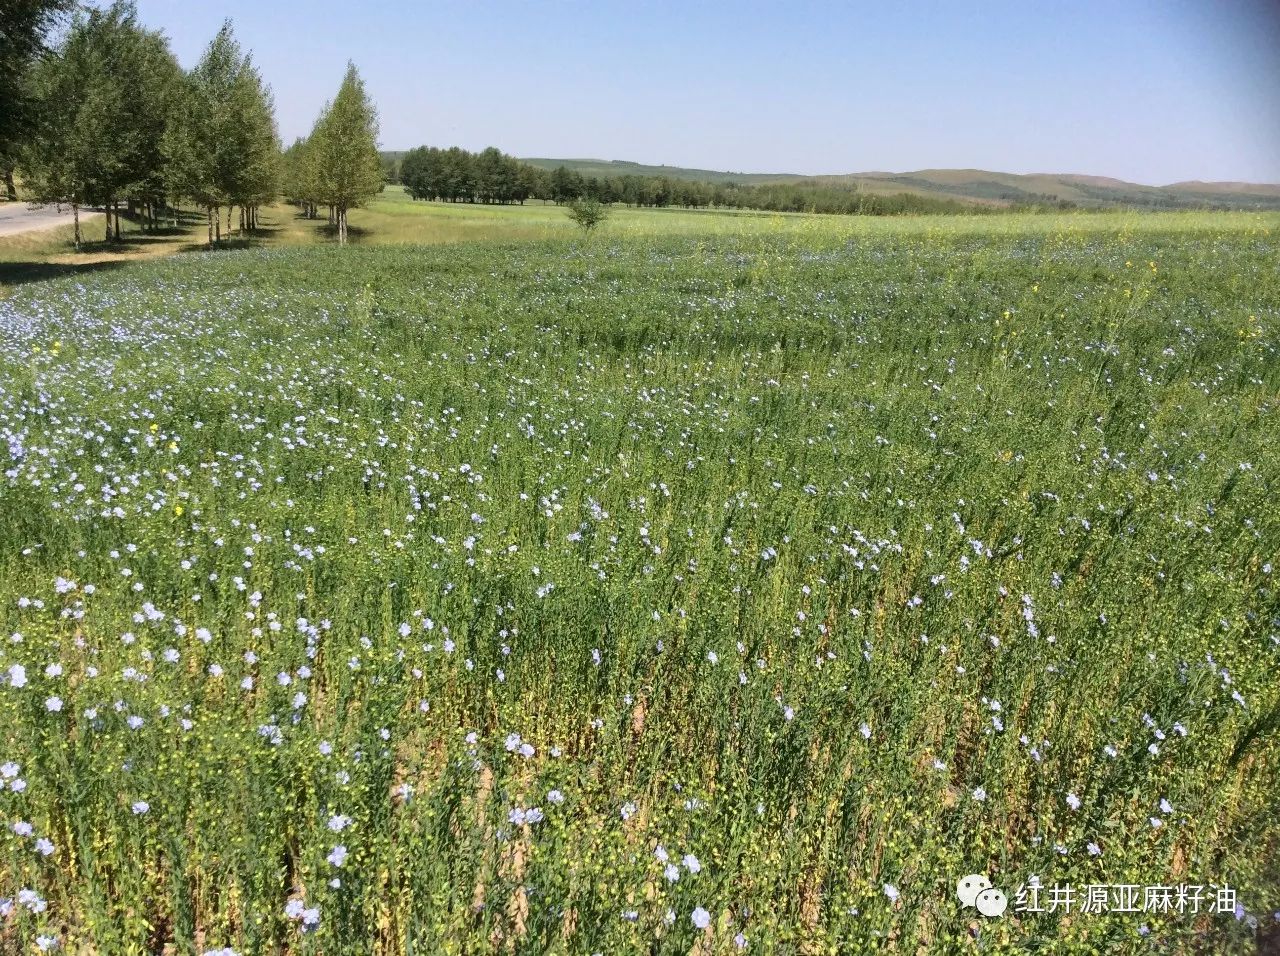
1, 1, 382, 248
390, 148, 992, 216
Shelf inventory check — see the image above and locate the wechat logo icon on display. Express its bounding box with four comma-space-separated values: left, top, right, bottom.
957, 874, 1007, 917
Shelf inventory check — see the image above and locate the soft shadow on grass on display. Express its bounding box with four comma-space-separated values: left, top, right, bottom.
1, 211, 286, 293
178, 226, 284, 254
0, 258, 133, 289
317, 222, 371, 243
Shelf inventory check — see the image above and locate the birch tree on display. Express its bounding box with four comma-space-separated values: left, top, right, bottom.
309, 62, 381, 244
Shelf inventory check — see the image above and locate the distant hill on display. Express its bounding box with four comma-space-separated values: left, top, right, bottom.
379, 152, 1280, 211
519, 158, 798, 185
516, 158, 1280, 210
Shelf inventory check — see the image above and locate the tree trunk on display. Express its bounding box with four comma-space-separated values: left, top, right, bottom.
3, 168, 17, 201
207, 207, 213, 247
113, 201, 121, 241
214, 206, 221, 243
72, 203, 81, 250
226, 205, 232, 238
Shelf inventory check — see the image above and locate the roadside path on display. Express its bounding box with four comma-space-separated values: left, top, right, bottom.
0, 203, 102, 237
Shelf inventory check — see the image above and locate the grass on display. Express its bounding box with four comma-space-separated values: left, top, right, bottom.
0, 210, 1277, 953
6, 186, 1277, 296
3, 188, 777, 292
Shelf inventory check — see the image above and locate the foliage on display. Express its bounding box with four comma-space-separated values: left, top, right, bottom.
564, 195, 609, 232
307, 62, 382, 244
163, 20, 279, 238
0, 215, 1276, 952
401, 145, 532, 204
394, 146, 1002, 216
19, 2, 181, 243
0, 0, 75, 188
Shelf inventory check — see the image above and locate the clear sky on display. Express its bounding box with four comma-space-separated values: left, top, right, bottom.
128, 0, 1280, 185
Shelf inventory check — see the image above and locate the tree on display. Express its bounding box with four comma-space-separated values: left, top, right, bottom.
517, 163, 546, 204
474, 146, 503, 203
308, 62, 381, 244
164, 21, 278, 245
550, 165, 582, 203
21, 2, 180, 247
281, 135, 321, 218
399, 145, 432, 200
230, 59, 280, 231
0, 0, 75, 200
441, 146, 474, 202
565, 196, 608, 233
379, 153, 399, 185
111, 10, 183, 233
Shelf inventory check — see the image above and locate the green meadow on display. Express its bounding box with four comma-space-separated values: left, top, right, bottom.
5, 187, 1276, 296
0, 207, 1277, 953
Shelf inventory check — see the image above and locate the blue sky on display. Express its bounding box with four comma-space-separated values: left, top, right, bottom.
129, 0, 1280, 184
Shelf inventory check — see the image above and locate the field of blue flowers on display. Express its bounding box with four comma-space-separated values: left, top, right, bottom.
0, 216, 1277, 953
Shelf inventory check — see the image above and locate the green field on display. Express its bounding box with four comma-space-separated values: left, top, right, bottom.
1, 188, 826, 294
6, 187, 1275, 297
0, 209, 1278, 953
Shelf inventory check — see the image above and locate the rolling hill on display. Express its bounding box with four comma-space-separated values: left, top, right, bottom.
517, 158, 1280, 210
519, 157, 799, 185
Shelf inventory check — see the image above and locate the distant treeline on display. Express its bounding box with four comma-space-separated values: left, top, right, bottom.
393, 147, 998, 216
